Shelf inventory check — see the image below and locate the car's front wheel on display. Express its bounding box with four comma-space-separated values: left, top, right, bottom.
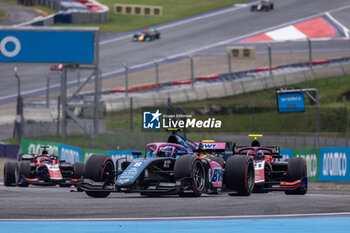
285, 157, 307, 195
4, 161, 17, 186
17, 161, 32, 187
174, 155, 206, 197
84, 154, 114, 198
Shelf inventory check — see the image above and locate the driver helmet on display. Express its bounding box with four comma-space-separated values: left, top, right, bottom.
158, 146, 174, 157
247, 150, 256, 156
146, 151, 154, 158
256, 150, 264, 159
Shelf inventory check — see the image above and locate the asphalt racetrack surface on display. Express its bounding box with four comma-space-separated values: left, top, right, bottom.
1, 0, 350, 101
1, 184, 350, 219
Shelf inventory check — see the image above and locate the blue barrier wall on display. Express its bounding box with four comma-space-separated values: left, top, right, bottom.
59, 144, 82, 163
319, 147, 350, 182
9, 139, 350, 182
0, 144, 20, 159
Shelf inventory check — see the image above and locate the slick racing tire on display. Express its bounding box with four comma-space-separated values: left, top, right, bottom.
84, 154, 114, 198
285, 157, 307, 195
225, 155, 254, 196
73, 162, 84, 179
174, 155, 206, 197
4, 161, 17, 186
17, 161, 32, 187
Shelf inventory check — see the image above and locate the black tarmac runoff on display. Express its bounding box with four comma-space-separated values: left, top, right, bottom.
1, 184, 350, 219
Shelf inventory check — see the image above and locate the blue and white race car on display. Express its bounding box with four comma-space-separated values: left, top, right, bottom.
78, 135, 254, 198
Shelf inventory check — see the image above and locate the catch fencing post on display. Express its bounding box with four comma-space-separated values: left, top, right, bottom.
189, 55, 194, 88
154, 60, 160, 92
307, 38, 313, 72
60, 66, 67, 139
266, 43, 272, 88
227, 51, 232, 80
46, 74, 50, 108
14, 67, 23, 141
93, 67, 100, 138
130, 97, 133, 131
123, 63, 129, 96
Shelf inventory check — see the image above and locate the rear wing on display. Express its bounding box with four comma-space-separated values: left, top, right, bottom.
194, 142, 234, 160
235, 146, 281, 156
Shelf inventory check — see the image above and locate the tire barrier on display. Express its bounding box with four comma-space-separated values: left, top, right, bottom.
227, 47, 255, 59
19, 0, 109, 26
114, 4, 163, 16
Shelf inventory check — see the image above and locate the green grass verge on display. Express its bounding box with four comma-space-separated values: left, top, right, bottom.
0, 9, 6, 21
2, 75, 349, 150
57, 0, 248, 32
3, 0, 55, 16
106, 75, 350, 136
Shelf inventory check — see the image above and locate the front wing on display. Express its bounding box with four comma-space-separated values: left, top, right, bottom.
262, 177, 308, 191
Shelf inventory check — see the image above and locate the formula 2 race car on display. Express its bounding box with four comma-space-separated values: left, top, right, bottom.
78, 134, 254, 198
132, 28, 160, 42
3, 146, 84, 187
251, 0, 274, 11
236, 135, 307, 195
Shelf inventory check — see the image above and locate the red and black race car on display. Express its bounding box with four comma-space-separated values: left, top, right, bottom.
236, 135, 307, 195
3, 146, 84, 187
132, 28, 160, 42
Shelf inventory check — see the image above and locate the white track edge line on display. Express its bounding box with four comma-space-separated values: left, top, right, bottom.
1, 212, 350, 221
326, 12, 350, 38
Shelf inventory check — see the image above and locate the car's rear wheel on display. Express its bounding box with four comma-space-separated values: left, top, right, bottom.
174, 155, 206, 197
73, 162, 84, 179
84, 154, 114, 198
225, 155, 254, 196
4, 161, 17, 186
285, 157, 307, 195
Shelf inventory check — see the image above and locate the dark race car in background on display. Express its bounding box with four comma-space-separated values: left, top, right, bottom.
132, 28, 160, 42
3, 146, 84, 187
78, 134, 254, 198
236, 135, 307, 195
251, 0, 274, 11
